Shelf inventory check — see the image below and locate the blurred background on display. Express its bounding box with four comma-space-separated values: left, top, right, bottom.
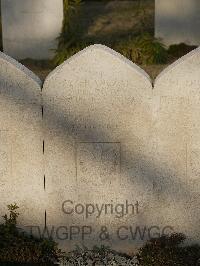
0, 0, 199, 81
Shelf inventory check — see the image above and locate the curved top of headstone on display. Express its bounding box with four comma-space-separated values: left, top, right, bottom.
154, 46, 200, 97
0, 51, 42, 102
43, 44, 152, 94
0, 51, 42, 86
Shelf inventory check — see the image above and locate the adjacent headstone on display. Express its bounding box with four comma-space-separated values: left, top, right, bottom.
1, 0, 63, 60
42, 45, 200, 253
153, 48, 200, 242
155, 0, 200, 46
1, 45, 200, 253
0, 52, 44, 232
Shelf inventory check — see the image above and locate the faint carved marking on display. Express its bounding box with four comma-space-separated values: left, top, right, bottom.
0, 150, 9, 178
0, 131, 10, 185
76, 142, 121, 185
188, 148, 200, 179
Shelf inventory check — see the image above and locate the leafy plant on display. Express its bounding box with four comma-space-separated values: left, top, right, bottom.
54, 0, 166, 66
61, 245, 139, 266
0, 204, 60, 264
168, 43, 197, 60
53, 0, 83, 65
1, 206, 200, 266
139, 233, 200, 266
115, 33, 168, 65
54, 40, 91, 65
62, 0, 82, 43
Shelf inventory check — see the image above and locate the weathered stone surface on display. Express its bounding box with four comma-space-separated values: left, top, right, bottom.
43, 45, 154, 251
155, 0, 200, 46
43, 45, 200, 252
1, 0, 63, 59
1, 45, 200, 253
0, 52, 44, 231
153, 47, 200, 243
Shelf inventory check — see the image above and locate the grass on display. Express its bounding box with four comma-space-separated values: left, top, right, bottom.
18, 0, 197, 81
21, 42, 197, 82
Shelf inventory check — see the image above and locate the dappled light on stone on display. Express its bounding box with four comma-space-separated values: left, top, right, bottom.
0, 45, 200, 253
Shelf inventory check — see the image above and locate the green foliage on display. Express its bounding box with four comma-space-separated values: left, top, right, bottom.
54, 0, 166, 66
168, 43, 197, 60
54, 32, 167, 66
0, 204, 60, 264
53, 0, 83, 65
115, 34, 168, 65
1, 206, 200, 266
61, 234, 200, 265
62, 245, 139, 265
3, 203, 19, 227
139, 233, 200, 266
54, 40, 91, 65
62, 0, 82, 40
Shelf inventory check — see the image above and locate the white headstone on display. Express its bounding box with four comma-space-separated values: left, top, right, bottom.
42, 45, 200, 252
155, 0, 200, 46
43, 45, 155, 252
1, 45, 200, 253
1, 0, 63, 60
0, 52, 44, 233
153, 47, 200, 243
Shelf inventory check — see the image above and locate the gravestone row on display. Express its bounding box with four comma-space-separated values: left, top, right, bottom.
0, 45, 200, 253
1, 0, 63, 60
2, 0, 200, 60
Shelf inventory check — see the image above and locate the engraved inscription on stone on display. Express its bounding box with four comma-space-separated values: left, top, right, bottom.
0, 131, 10, 184
76, 142, 121, 185
187, 147, 200, 180
0, 151, 9, 178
